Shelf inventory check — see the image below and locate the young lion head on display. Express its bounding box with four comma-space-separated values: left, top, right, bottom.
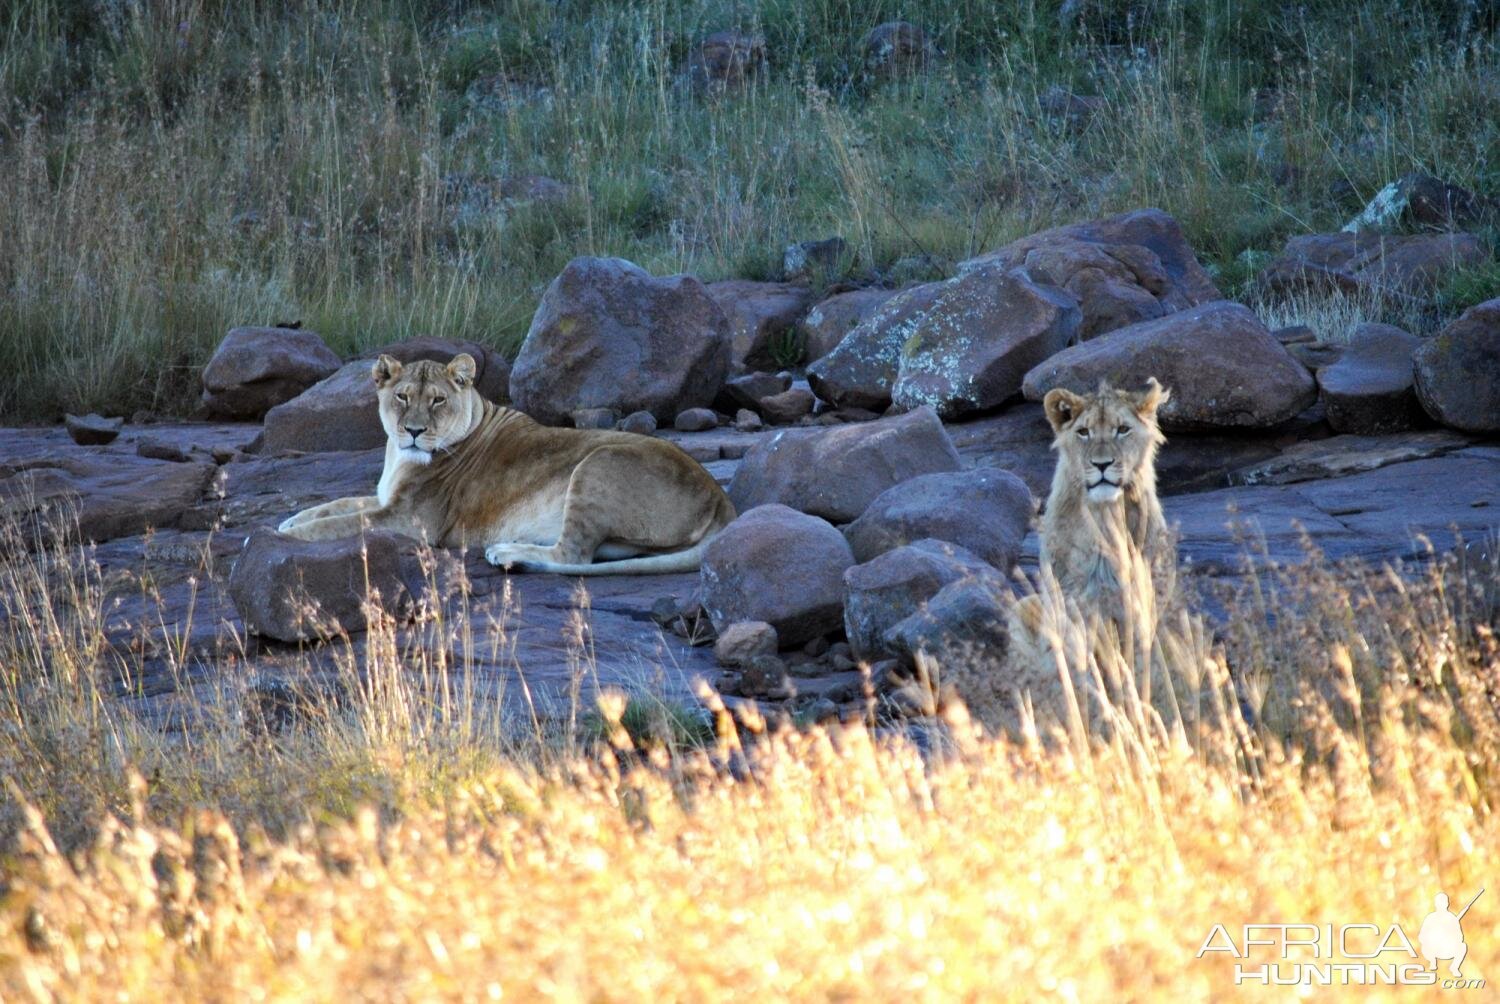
373, 353, 484, 463
1042, 378, 1169, 505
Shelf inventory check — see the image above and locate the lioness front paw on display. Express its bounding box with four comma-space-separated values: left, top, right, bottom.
277, 515, 300, 533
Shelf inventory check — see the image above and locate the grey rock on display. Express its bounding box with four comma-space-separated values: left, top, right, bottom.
64, 413, 123, 445
806, 281, 946, 410
960, 208, 1220, 340
201, 326, 340, 419
843, 539, 1002, 661
229, 528, 429, 642
1316, 322, 1422, 433
617, 410, 659, 435
783, 238, 846, 281
758, 387, 815, 424
883, 577, 1012, 668
844, 467, 1034, 571
706, 280, 815, 370
1022, 301, 1317, 430
734, 409, 764, 432
728, 407, 962, 522
1343, 173, 1496, 233
573, 407, 621, 430
720, 371, 792, 412
1414, 297, 1500, 432
674, 407, 719, 432
509, 256, 731, 425
1257, 231, 1490, 299
892, 266, 1082, 418
713, 621, 779, 667
799, 287, 901, 363
700, 504, 855, 647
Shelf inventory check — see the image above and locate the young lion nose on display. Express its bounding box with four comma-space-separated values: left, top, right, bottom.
404, 426, 426, 438
1093, 460, 1112, 473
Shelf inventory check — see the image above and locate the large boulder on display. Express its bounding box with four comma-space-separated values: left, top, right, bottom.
862, 21, 933, 78
1022, 300, 1317, 430
1316, 323, 1423, 434
798, 287, 901, 364
1414, 298, 1500, 433
728, 407, 962, 522
891, 266, 1081, 418
683, 30, 767, 92
843, 467, 1033, 571
510, 257, 731, 425
229, 529, 429, 642
0, 454, 215, 544
699, 504, 855, 647
263, 337, 510, 453
706, 280, 815, 370
806, 281, 945, 410
959, 209, 1220, 339
1343, 173, 1496, 233
842, 540, 1002, 661
201, 326, 341, 419
1256, 231, 1489, 300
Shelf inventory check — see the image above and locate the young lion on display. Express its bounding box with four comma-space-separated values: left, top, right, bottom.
277, 354, 736, 574
932, 379, 1176, 734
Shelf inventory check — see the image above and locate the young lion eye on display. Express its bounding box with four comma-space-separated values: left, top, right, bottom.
1076, 427, 1090, 439
395, 393, 409, 405
1116, 425, 1131, 436
431, 396, 446, 407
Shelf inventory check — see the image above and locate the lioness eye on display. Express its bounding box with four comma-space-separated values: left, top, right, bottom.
1076, 428, 1090, 439
396, 393, 409, 405
432, 396, 446, 407
1116, 425, 1130, 436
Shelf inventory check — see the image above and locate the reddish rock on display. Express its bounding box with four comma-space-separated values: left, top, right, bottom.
706, 280, 815, 370
201, 326, 340, 419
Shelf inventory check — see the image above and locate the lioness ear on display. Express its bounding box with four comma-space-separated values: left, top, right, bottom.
1134, 377, 1170, 418
372, 354, 403, 388
446, 353, 477, 387
1044, 387, 1085, 432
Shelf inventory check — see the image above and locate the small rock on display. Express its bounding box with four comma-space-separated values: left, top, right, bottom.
674, 407, 719, 432
802, 635, 830, 658
883, 577, 1011, 667
713, 621, 779, 667
807, 698, 839, 723
617, 410, 658, 434
734, 409, 764, 432
1414, 297, 1500, 433
806, 281, 946, 411
700, 504, 855, 647
1286, 341, 1345, 370
64, 413, 123, 445
1256, 231, 1489, 300
1317, 323, 1422, 434
783, 238, 846, 282
1274, 324, 1317, 345
720, 371, 792, 412
650, 596, 682, 627
136, 436, 192, 462
1343, 173, 1496, 233
572, 407, 621, 430
758, 387, 816, 424
742, 654, 789, 698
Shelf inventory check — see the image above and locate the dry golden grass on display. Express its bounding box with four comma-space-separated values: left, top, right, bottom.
1, 510, 1497, 1000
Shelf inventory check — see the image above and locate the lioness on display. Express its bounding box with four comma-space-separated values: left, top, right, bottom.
277, 354, 736, 574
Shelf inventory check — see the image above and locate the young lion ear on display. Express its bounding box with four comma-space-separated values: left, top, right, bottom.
1134, 377, 1170, 418
372, 354, 403, 388
1044, 387, 1085, 432
446, 353, 477, 387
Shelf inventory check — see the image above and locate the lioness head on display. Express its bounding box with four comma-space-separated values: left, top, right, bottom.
1043, 378, 1169, 504
373, 353, 483, 462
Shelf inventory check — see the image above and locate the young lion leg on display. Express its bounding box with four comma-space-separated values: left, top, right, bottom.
484, 446, 725, 574
278, 496, 380, 533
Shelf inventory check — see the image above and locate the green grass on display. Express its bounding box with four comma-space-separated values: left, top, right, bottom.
0, 1, 1496, 419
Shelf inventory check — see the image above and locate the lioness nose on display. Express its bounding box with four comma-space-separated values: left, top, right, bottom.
1093, 460, 1111, 472
405, 426, 426, 438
